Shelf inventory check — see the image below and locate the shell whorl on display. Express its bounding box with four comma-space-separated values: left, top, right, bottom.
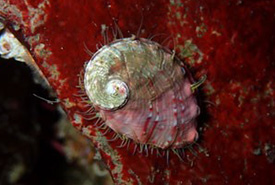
84, 45, 130, 110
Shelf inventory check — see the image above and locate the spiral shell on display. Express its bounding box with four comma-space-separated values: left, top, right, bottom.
84, 37, 200, 149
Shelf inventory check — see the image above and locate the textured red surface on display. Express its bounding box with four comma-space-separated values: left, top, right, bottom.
1, 0, 274, 184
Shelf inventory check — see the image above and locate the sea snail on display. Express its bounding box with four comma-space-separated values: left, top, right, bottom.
84, 37, 204, 150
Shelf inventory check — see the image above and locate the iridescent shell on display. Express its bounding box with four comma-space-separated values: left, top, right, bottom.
84, 37, 200, 149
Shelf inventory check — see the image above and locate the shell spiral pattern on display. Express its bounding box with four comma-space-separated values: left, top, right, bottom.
84, 37, 200, 149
